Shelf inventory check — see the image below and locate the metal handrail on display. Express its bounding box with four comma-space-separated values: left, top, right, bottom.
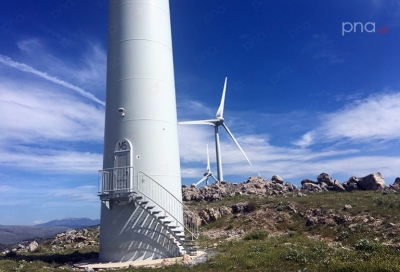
98, 166, 135, 193
137, 171, 199, 240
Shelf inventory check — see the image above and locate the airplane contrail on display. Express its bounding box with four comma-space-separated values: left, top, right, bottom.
0, 54, 105, 106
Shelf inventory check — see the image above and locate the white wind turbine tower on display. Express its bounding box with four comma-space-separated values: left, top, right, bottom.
194, 144, 218, 187
180, 77, 252, 182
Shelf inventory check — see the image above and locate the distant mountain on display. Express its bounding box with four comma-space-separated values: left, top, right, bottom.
0, 218, 100, 245
36, 217, 100, 227
0, 225, 71, 245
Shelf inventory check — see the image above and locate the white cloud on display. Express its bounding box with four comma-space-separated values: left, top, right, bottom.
17, 38, 42, 53
320, 92, 400, 142
292, 130, 315, 148
0, 79, 104, 143
0, 146, 102, 174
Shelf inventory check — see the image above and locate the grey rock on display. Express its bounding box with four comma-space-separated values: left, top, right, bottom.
358, 172, 385, 191
302, 183, 321, 192
333, 180, 346, 192
301, 179, 318, 186
28, 241, 39, 252
219, 206, 232, 216
207, 208, 221, 221
317, 173, 335, 186
320, 182, 329, 191
271, 175, 284, 184
17, 244, 25, 250
231, 202, 248, 213
343, 204, 352, 210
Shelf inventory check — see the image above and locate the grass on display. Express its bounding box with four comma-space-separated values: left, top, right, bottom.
2, 191, 400, 271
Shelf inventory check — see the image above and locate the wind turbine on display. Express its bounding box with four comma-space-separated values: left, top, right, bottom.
194, 144, 218, 187
179, 77, 252, 182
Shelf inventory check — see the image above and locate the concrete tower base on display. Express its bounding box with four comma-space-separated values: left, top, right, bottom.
99, 200, 181, 262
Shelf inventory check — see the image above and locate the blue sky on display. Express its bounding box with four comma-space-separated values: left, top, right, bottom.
0, 0, 399, 225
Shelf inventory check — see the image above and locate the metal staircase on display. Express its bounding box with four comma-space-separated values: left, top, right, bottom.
98, 167, 199, 257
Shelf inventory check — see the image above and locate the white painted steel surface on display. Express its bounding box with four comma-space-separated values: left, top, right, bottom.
99, 0, 183, 262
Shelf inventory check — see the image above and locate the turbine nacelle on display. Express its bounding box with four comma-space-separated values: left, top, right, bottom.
215, 117, 224, 125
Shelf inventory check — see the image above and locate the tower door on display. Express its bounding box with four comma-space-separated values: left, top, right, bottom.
114, 139, 132, 191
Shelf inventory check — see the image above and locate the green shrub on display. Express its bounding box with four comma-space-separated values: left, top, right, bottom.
354, 238, 384, 252
243, 230, 269, 240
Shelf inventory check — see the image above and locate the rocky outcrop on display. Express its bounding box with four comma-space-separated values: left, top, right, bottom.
183, 172, 393, 204
317, 173, 335, 187
1, 227, 99, 256
50, 228, 99, 251
342, 172, 385, 191
182, 176, 302, 202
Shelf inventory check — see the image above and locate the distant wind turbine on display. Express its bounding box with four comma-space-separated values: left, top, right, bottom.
194, 144, 218, 187
179, 77, 251, 182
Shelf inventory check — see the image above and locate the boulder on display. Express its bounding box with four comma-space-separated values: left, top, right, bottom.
207, 208, 221, 221
389, 177, 400, 191
317, 173, 335, 186
271, 175, 284, 184
219, 206, 232, 216
342, 176, 360, 191
301, 179, 318, 186
358, 172, 385, 191
231, 202, 248, 213
301, 183, 322, 192
28, 241, 39, 252
333, 180, 346, 192
198, 210, 210, 223
342, 174, 385, 191
272, 183, 285, 192
320, 182, 329, 191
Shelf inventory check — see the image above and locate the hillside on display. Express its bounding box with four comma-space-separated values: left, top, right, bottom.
0, 225, 72, 245
1, 177, 400, 271
0, 218, 99, 247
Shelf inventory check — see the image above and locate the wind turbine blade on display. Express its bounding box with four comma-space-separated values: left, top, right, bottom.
222, 123, 252, 165
216, 77, 228, 118
179, 119, 217, 126
195, 176, 207, 187
206, 144, 210, 171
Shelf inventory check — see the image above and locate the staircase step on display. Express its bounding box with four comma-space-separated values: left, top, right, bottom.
138, 201, 149, 205
152, 211, 161, 215
146, 206, 155, 210
162, 221, 172, 225
157, 216, 167, 219
184, 243, 195, 247
168, 226, 178, 229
